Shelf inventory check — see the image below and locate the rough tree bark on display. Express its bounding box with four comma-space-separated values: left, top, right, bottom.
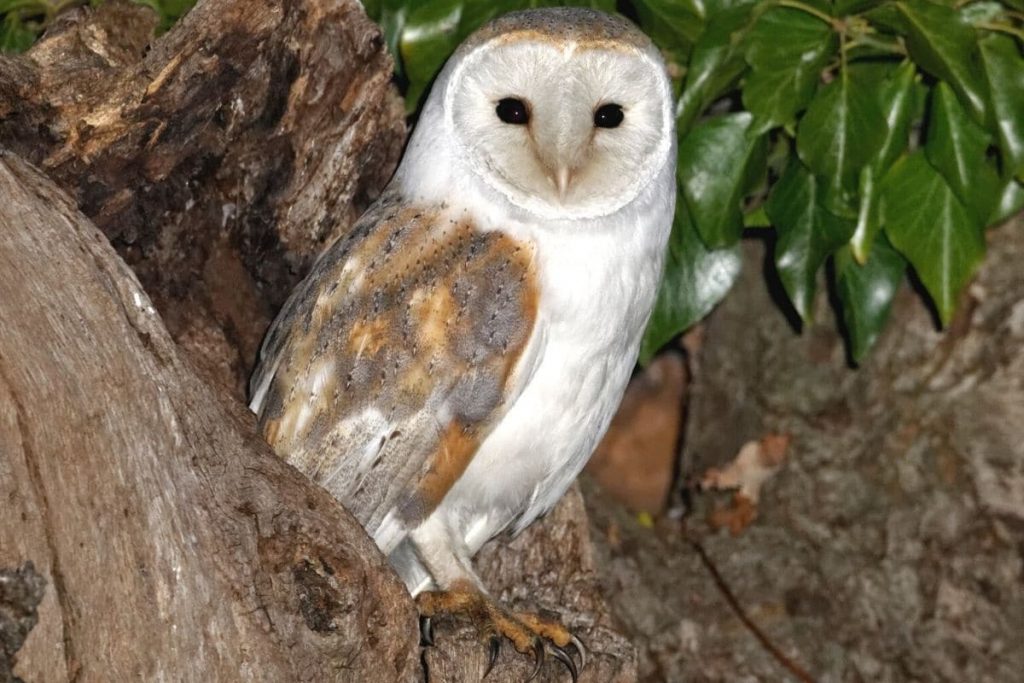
0, 0, 406, 398
0, 153, 419, 680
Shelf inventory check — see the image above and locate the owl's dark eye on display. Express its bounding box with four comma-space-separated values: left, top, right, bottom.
594, 103, 624, 129
496, 98, 530, 125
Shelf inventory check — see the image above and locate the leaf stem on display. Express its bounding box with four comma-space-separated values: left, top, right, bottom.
846, 34, 907, 56
977, 21, 1024, 42
839, 18, 848, 75
2, 0, 47, 16
773, 0, 836, 26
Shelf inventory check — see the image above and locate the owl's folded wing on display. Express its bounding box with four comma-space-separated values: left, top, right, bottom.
249, 194, 540, 550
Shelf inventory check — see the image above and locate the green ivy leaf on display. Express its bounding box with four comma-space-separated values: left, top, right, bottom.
765, 161, 855, 320
850, 165, 881, 263
882, 152, 985, 325
834, 0, 887, 14
991, 177, 1024, 225
678, 111, 766, 248
836, 236, 906, 362
155, 0, 195, 24
639, 203, 742, 363
370, 2, 411, 78
630, 0, 705, 50
980, 34, 1024, 180
0, 12, 38, 53
895, 0, 990, 128
399, 0, 463, 109
873, 60, 925, 174
676, 3, 756, 133
925, 82, 1000, 225
796, 69, 887, 206
849, 61, 925, 262
742, 7, 837, 133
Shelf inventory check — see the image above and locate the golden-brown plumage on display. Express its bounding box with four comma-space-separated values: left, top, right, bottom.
252, 190, 539, 537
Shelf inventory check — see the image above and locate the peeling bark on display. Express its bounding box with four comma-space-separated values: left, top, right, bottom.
0, 0, 407, 397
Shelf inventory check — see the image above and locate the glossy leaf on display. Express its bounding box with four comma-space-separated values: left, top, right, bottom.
925, 82, 1000, 224
882, 152, 985, 325
980, 34, 1024, 179
399, 0, 463, 108
873, 60, 925, 174
895, 0, 990, 127
765, 161, 856, 320
834, 0, 887, 14
371, 4, 410, 77
796, 70, 887, 196
991, 177, 1024, 225
631, 0, 704, 49
851, 166, 882, 263
640, 203, 742, 363
862, 3, 909, 32
676, 3, 756, 133
742, 8, 837, 133
678, 112, 766, 247
848, 61, 923, 261
0, 11, 36, 52
836, 236, 906, 362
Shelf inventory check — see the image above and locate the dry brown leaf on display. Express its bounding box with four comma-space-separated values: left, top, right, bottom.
708, 492, 758, 536
701, 433, 791, 503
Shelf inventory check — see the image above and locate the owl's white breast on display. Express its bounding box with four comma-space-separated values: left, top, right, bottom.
386, 79, 675, 562
433, 159, 675, 555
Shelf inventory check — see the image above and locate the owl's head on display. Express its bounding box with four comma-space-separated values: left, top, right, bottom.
407, 9, 675, 221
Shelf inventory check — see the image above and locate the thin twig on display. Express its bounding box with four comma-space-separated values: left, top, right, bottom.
683, 528, 817, 683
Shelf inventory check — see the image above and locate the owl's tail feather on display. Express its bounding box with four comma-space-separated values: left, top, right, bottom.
388, 539, 434, 595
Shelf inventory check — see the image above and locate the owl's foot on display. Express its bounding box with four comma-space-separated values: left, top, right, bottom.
416, 585, 585, 681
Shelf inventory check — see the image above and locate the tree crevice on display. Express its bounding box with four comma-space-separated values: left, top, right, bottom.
0, 359, 76, 681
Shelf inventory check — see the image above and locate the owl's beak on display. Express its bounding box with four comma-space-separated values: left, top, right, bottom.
554, 165, 572, 200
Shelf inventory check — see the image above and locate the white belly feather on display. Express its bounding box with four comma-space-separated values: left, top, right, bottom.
437, 202, 667, 555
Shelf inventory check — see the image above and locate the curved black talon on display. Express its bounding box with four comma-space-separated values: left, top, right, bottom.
419, 616, 434, 646
526, 639, 545, 681
568, 634, 587, 671
550, 644, 579, 683
483, 635, 501, 679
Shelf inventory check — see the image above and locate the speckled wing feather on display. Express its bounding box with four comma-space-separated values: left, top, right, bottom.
250, 191, 540, 549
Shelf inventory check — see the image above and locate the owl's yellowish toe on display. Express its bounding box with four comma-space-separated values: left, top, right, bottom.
415, 585, 584, 681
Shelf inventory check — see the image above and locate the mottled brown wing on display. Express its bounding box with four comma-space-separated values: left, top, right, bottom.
249, 191, 539, 546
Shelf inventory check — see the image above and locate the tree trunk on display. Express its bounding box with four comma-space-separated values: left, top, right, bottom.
0, 152, 419, 681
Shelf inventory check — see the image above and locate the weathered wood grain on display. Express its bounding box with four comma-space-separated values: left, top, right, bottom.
0, 153, 419, 682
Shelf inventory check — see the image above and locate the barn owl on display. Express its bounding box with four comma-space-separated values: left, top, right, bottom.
250, 7, 675, 679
